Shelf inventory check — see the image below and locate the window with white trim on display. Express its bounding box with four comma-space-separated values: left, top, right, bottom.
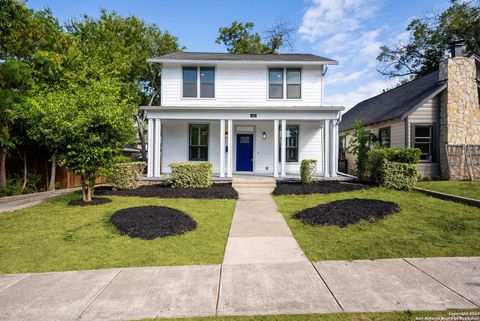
189, 124, 209, 161
183, 66, 215, 98
278, 125, 299, 162
413, 124, 435, 161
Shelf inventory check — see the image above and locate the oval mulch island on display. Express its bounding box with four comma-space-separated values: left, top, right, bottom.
293, 198, 400, 228
68, 197, 112, 206
111, 206, 197, 240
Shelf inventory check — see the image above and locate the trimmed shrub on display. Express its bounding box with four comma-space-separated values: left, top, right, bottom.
367, 147, 421, 184
110, 162, 146, 190
381, 160, 419, 191
170, 162, 212, 188
300, 159, 317, 184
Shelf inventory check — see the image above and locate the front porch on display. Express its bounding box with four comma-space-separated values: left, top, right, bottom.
142, 106, 343, 179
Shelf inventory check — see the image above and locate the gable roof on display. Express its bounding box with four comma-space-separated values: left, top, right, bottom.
339, 70, 447, 131
148, 51, 338, 65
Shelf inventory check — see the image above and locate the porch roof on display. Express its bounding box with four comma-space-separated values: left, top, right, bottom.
141, 105, 344, 121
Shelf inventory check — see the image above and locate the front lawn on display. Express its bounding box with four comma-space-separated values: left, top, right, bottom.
137, 309, 480, 321
416, 181, 480, 200
0, 193, 236, 274
273, 188, 480, 261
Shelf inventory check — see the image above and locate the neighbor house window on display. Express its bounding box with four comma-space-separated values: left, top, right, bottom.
378, 127, 391, 147
269, 68, 283, 99
200, 67, 215, 98
413, 124, 435, 161
183, 67, 197, 97
279, 125, 299, 162
189, 124, 209, 161
339, 136, 347, 160
286, 68, 301, 99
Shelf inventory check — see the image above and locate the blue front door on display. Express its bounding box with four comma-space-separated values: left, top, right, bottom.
236, 134, 253, 171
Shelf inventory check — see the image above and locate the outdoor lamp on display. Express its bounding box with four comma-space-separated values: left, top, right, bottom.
262, 132, 267, 139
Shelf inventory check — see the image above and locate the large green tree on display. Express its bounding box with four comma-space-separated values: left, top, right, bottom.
0, 0, 69, 189
66, 11, 181, 161
216, 20, 294, 54
377, 0, 480, 79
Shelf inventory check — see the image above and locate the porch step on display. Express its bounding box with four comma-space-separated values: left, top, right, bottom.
232, 178, 277, 188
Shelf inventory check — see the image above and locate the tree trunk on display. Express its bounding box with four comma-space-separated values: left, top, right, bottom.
0, 145, 7, 189
20, 152, 27, 194
81, 175, 93, 202
135, 115, 147, 162
48, 152, 57, 191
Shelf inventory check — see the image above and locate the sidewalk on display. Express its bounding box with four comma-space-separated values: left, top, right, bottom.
0, 180, 479, 320
0, 187, 80, 213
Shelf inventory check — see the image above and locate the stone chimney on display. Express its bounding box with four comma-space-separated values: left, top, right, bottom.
438, 49, 480, 179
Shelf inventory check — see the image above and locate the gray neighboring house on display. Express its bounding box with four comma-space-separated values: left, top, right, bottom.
339, 43, 480, 179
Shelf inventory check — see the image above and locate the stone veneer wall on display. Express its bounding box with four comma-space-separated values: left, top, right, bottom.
439, 57, 480, 179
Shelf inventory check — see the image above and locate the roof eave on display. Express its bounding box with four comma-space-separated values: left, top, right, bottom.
146, 58, 338, 65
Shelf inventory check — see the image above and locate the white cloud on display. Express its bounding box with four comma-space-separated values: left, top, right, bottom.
299, 0, 390, 108
324, 70, 363, 85
324, 78, 398, 109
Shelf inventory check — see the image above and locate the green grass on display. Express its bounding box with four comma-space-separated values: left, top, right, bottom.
137, 309, 480, 321
273, 188, 480, 261
416, 181, 480, 200
0, 192, 236, 274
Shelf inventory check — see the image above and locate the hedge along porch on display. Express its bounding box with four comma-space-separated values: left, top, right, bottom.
141, 106, 343, 179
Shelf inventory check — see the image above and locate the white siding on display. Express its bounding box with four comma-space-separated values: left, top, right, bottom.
161, 63, 323, 107
160, 120, 324, 175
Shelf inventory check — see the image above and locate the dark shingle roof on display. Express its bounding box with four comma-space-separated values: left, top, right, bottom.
150, 51, 337, 64
339, 71, 447, 131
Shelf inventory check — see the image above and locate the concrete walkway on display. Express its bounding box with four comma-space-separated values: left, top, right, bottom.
0, 187, 79, 213
0, 180, 479, 320
223, 178, 307, 264
0, 257, 478, 321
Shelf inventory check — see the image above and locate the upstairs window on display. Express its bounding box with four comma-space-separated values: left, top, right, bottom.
287, 68, 301, 99
183, 66, 215, 98
413, 124, 435, 161
189, 124, 209, 161
269, 68, 283, 99
183, 67, 197, 98
269, 68, 302, 99
378, 127, 391, 147
200, 67, 215, 98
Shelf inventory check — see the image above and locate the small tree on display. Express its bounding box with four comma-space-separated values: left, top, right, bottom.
347, 119, 376, 180
59, 79, 136, 202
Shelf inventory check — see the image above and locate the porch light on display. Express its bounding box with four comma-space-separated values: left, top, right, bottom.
262, 132, 267, 139
225, 131, 228, 139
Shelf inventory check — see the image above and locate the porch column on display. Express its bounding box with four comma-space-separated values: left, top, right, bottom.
281, 119, 287, 178
154, 119, 161, 178
330, 120, 339, 177
147, 118, 154, 178
220, 120, 225, 178
273, 120, 279, 177
324, 120, 330, 177
227, 119, 233, 178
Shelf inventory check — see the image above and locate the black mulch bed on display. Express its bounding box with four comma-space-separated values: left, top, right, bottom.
95, 183, 238, 199
111, 206, 197, 240
293, 198, 400, 227
272, 181, 370, 195
68, 197, 112, 206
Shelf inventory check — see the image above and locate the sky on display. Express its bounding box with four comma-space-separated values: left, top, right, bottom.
27, 0, 450, 109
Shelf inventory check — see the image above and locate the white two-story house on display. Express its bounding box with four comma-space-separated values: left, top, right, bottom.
142, 52, 343, 179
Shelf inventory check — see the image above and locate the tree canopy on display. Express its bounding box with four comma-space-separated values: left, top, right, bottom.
377, 0, 480, 79
216, 20, 294, 54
